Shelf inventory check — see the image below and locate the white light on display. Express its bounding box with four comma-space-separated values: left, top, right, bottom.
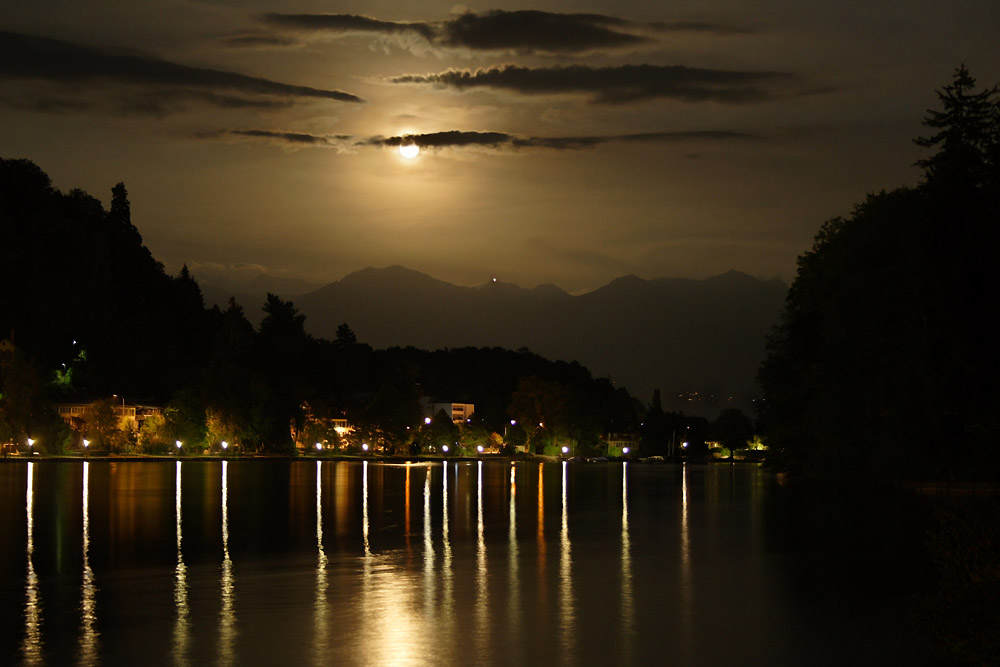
622, 447, 629, 454
477, 445, 484, 453
424, 417, 432, 425
27, 438, 34, 447
442, 445, 449, 453
362, 443, 369, 451
399, 143, 419, 159
176, 440, 182, 449
682, 441, 689, 448
83, 439, 90, 448
221, 441, 228, 450
316, 442, 322, 451
561, 446, 569, 454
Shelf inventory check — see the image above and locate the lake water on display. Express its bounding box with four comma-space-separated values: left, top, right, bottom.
0, 459, 941, 666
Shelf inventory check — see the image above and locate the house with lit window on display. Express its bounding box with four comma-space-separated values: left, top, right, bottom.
421, 399, 475, 424
602, 432, 639, 456
56, 400, 163, 429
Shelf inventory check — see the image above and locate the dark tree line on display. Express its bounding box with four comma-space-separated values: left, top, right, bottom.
758, 66, 1000, 482
0, 158, 650, 454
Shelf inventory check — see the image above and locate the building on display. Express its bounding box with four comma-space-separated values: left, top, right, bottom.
602, 432, 639, 456
56, 400, 163, 429
422, 399, 475, 424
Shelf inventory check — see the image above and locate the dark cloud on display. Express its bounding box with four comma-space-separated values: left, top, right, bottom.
362, 129, 753, 151
261, 10, 668, 53
392, 64, 794, 104
198, 129, 351, 147
220, 33, 301, 48
261, 13, 437, 41
362, 130, 511, 148
0, 30, 364, 111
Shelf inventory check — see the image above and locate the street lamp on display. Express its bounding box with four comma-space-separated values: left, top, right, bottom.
27, 438, 35, 455
221, 441, 228, 456
476, 445, 484, 454
316, 442, 323, 453
622, 446, 630, 455
176, 440, 182, 455
442, 444, 449, 454
561, 446, 569, 455
83, 438, 89, 458
362, 443, 369, 452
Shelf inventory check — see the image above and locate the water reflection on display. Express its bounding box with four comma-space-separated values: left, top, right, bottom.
475, 461, 488, 657
441, 462, 453, 637
0, 460, 937, 666
22, 462, 43, 666
362, 460, 370, 556
620, 462, 633, 662
313, 461, 328, 665
173, 461, 189, 667
219, 461, 235, 667
537, 463, 546, 590
679, 463, 693, 665
560, 461, 574, 663
79, 462, 99, 666
423, 468, 435, 615
508, 462, 521, 662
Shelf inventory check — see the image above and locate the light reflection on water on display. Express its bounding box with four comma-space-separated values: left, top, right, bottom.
173, 461, 189, 667
559, 460, 574, 664
21, 462, 42, 666
0, 460, 938, 666
79, 462, 98, 666
507, 462, 521, 664
620, 462, 632, 665
475, 461, 488, 660
313, 461, 328, 667
219, 460, 235, 667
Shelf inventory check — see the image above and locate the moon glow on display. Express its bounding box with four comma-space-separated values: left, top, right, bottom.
399, 144, 420, 159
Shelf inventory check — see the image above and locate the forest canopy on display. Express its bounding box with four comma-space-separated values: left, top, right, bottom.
757, 66, 1000, 483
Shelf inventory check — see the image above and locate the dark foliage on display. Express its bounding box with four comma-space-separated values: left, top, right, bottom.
1, 156, 645, 450
758, 66, 1000, 482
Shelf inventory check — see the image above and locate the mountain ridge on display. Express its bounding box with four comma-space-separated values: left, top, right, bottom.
292, 266, 786, 415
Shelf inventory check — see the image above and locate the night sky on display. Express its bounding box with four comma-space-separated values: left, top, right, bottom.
2, 1, 997, 294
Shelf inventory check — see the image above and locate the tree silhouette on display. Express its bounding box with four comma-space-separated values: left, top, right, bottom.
758, 68, 1000, 482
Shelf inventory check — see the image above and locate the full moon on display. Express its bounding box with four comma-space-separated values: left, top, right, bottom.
399, 143, 420, 159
